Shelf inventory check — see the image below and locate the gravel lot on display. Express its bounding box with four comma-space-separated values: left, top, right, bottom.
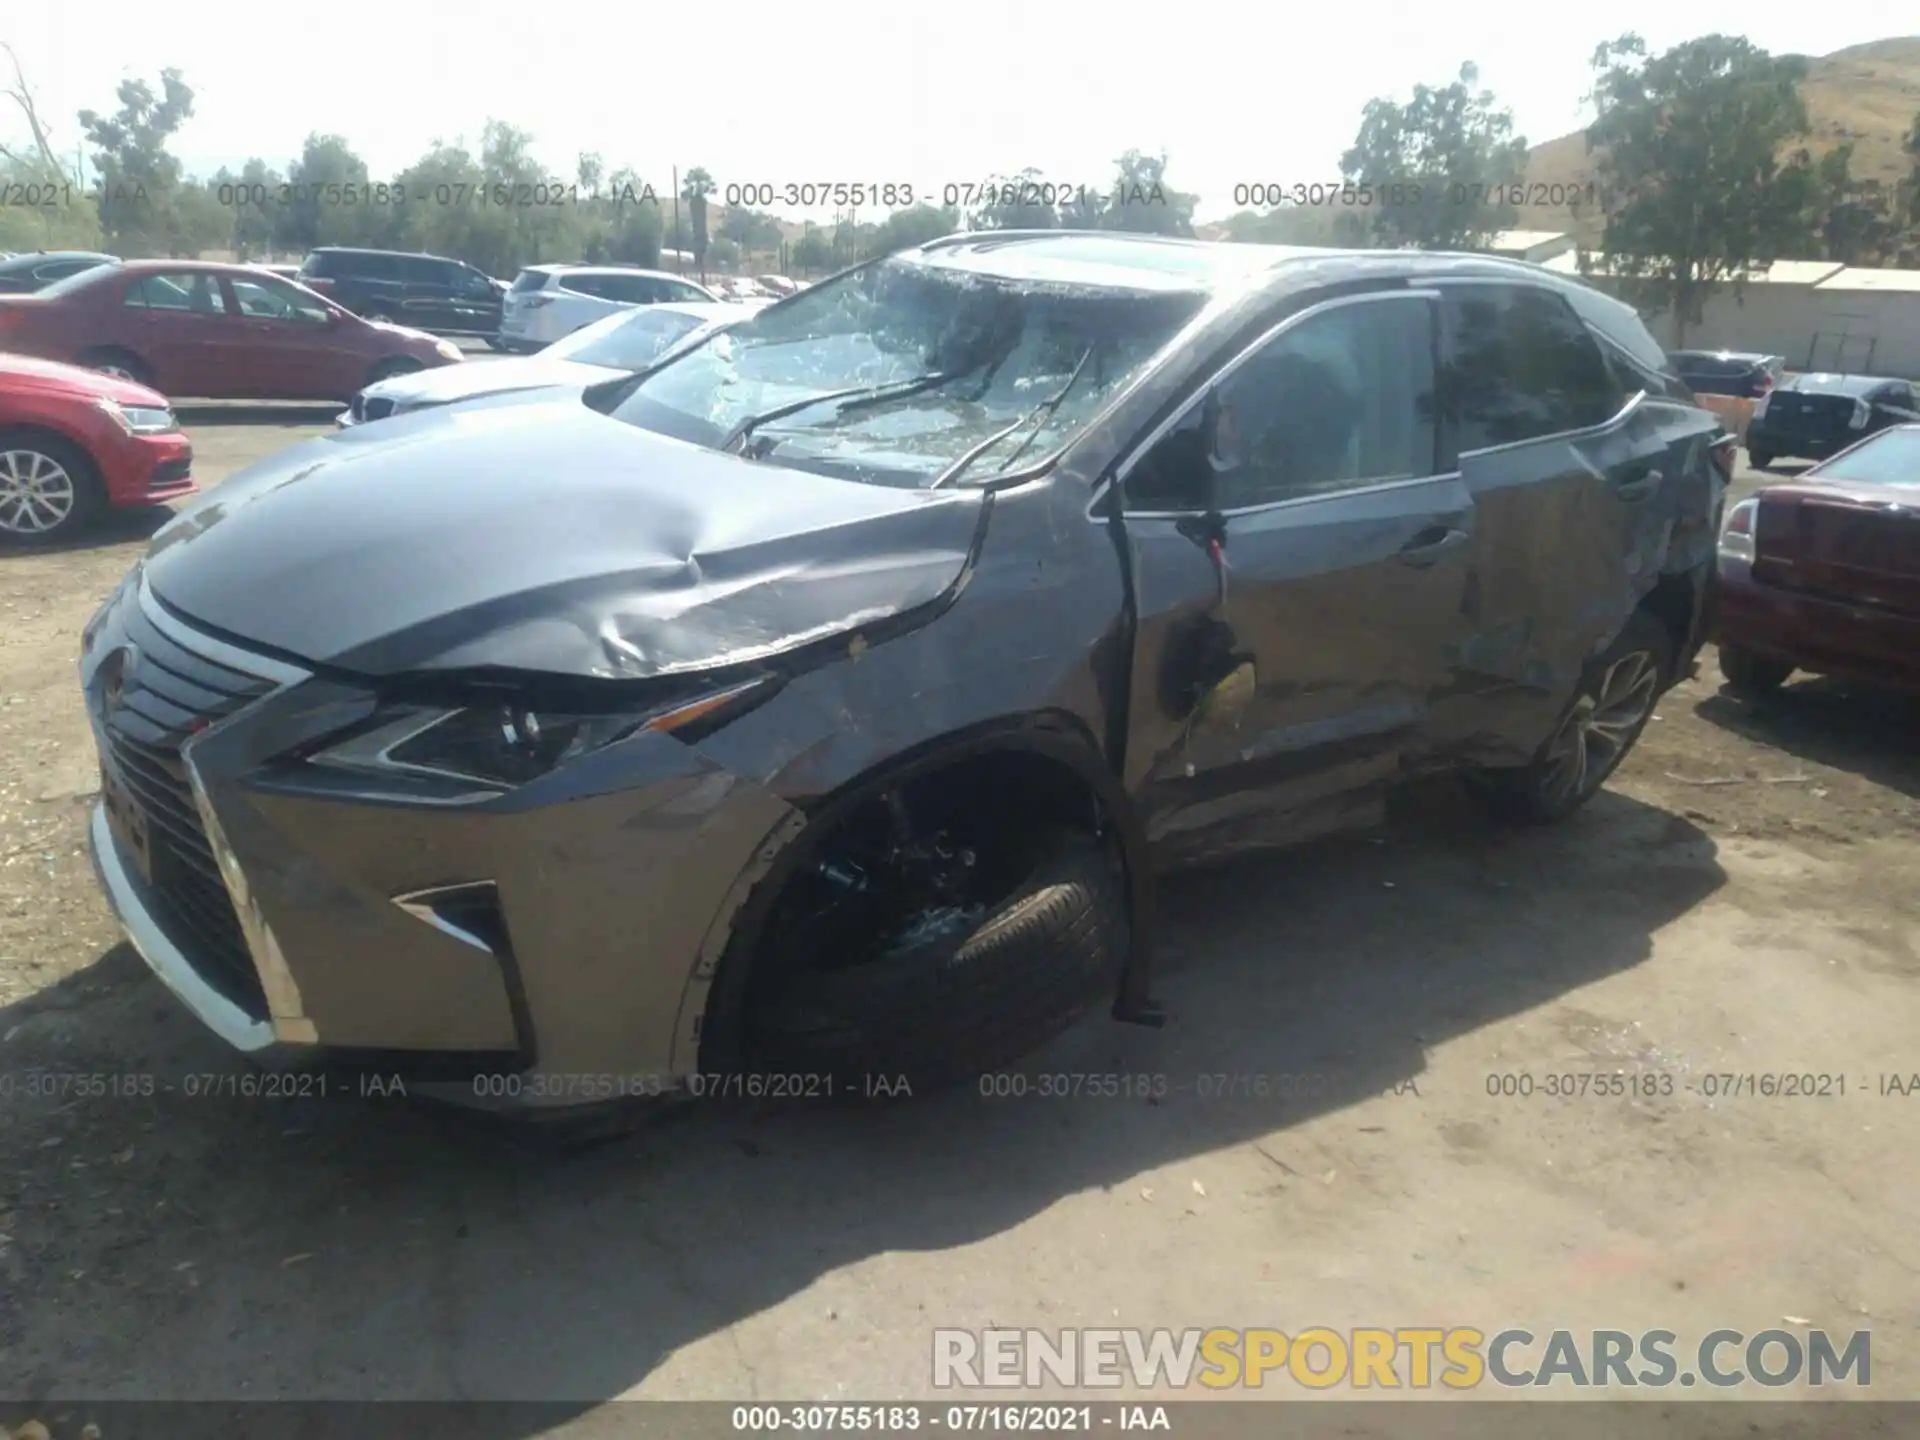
1, 407, 1916, 1424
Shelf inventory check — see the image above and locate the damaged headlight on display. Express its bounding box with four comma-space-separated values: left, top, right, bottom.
307, 678, 774, 790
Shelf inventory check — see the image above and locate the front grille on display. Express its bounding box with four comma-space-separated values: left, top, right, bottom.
99, 598, 276, 1018
362, 396, 396, 422
1755, 496, 1920, 615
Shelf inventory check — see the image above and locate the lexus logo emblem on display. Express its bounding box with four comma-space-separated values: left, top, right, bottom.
99, 645, 137, 712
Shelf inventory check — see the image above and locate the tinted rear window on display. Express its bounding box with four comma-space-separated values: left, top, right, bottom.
511, 269, 552, 293
399, 255, 452, 282
1441, 284, 1627, 449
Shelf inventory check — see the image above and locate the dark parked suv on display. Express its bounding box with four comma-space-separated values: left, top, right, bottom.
81, 233, 1721, 1110
296, 247, 503, 338
1745, 373, 1920, 467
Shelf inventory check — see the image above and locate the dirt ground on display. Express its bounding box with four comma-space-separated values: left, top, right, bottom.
0, 412, 1916, 1428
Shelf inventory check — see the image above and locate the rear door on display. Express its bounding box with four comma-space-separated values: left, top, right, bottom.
448, 263, 502, 333
397, 256, 458, 332
1116, 287, 1479, 859
120, 271, 246, 396
555, 271, 618, 332
1430, 280, 1692, 760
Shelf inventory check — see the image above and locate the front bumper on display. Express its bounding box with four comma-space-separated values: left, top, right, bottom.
82, 575, 798, 1105
102, 430, 196, 509
1713, 560, 1920, 694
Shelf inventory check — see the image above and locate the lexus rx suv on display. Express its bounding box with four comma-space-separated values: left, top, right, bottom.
80, 233, 1721, 1111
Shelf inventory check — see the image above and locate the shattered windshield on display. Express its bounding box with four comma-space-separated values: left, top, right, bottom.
606, 256, 1204, 487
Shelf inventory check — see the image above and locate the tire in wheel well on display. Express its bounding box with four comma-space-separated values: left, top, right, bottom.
0, 424, 107, 542
697, 737, 1135, 1091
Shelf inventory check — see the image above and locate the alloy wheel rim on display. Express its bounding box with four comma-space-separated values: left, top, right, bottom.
0, 448, 76, 534
97, 364, 136, 381
1539, 650, 1659, 804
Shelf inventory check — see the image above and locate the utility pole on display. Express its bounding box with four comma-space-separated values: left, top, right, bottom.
671, 165, 682, 274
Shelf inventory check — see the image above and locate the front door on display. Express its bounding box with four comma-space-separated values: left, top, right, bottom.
224, 274, 361, 400
1114, 288, 1478, 862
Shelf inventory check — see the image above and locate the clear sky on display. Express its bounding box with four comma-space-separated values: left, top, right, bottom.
2, 4, 1907, 223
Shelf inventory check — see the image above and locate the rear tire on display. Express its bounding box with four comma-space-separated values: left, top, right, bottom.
1468, 611, 1672, 825
1746, 445, 1774, 469
1719, 644, 1792, 698
0, 429, 107, 545
76, 348, 154, 390
744, 828, 1129, 1095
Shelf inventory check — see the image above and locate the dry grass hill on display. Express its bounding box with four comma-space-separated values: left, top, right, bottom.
1517, 36, 1920, 240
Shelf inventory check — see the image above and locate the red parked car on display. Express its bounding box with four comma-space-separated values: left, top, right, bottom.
0, 259, 462, 402
0, 353, 195, 543
1714, 422, 1920, 697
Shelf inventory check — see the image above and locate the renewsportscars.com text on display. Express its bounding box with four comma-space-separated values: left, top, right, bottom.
932, 1326, 1871, 1390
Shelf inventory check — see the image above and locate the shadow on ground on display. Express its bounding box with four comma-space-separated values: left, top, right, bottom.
0, 782, 1723, 1422
3, 504, 173, 557
174, 403, 342, 428
1696, 678, 1920, 800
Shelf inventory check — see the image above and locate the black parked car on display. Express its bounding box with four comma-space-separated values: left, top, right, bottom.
1745, 372, 1920, 467
296, 247, 503, 338
81, 233, 1720, 1109
1668, 349, 1784, 401
0, 250, 118, 294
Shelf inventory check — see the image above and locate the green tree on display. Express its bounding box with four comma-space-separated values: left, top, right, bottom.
967, 168, 1061, 230
1894, 109, 1920, 265
170, 180, 232, 257
1811, 144, 1898, 266
863, 202, 959, 258
682, 165, 714, 273
1221, 204, 1366, 247
1097, 150, 1195, 236
278, 133, 378, 250
0, 45, 99, 251
210, 157, 284, 258
599, 168, 663, 267
792, 225, 832, 273
78, 69, 195, 254
1340, 62, 1526, 250
1581, 34, 1820, 347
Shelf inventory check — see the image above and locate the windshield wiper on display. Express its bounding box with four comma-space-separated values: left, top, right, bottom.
929, 346, 1095, 490
719, 370, 960, 457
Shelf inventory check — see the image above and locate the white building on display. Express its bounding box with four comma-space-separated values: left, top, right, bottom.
1538, 252, 1920, 379
1485, 229, 1577, 264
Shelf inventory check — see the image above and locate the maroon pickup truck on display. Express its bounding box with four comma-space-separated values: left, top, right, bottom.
1713, 422, 1920, 696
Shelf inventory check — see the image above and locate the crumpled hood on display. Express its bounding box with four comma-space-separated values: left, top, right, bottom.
143, 399, 984, 679
366, 355, 613, 408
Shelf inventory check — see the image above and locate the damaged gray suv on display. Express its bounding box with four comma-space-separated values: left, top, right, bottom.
81, 232, 1721, 1106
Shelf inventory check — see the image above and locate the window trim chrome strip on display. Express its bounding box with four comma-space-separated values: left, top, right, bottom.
1090, 288, 1443, 517
393, 882, 502, 956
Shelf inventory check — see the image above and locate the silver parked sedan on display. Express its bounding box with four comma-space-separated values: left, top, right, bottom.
339, 300, 763, 426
